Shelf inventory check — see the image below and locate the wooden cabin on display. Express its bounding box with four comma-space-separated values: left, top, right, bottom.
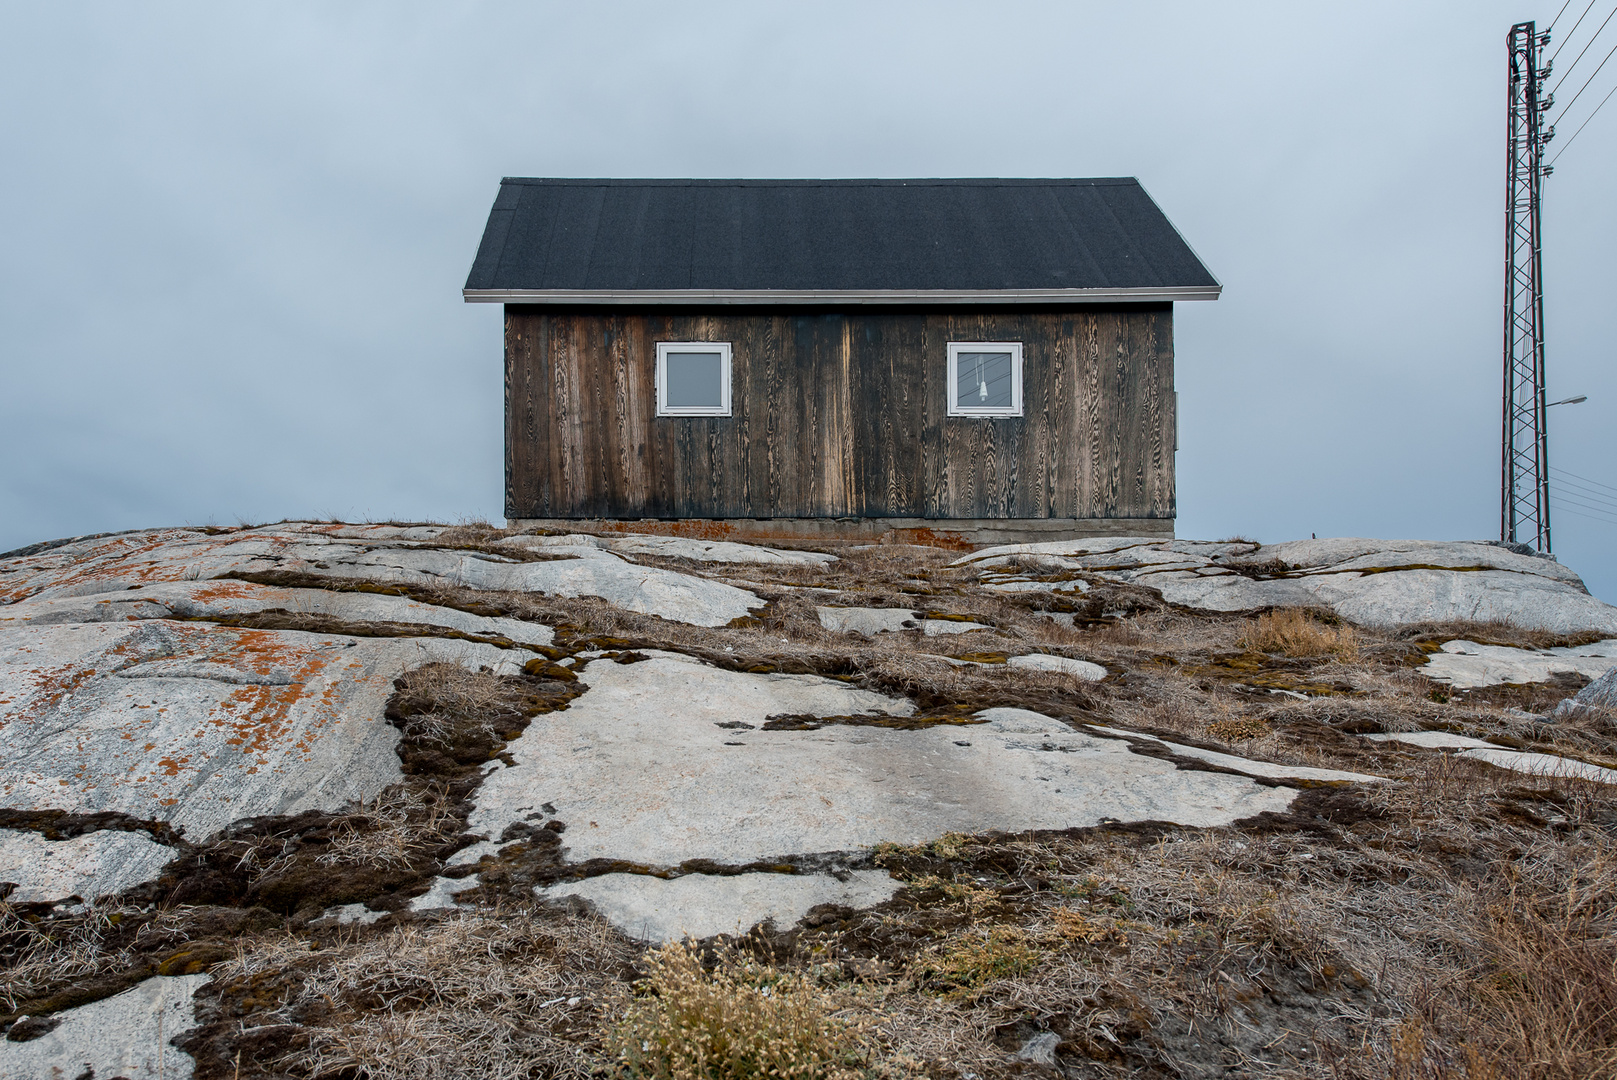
464, 178, 1219, 545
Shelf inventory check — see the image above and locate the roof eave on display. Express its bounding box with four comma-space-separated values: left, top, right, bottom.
463, 286, 1221, 305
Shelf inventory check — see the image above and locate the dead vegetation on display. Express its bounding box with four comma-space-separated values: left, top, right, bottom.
606, 941, 882, 1079
188, 908, 635, 1080
1239, 608, 1362, 660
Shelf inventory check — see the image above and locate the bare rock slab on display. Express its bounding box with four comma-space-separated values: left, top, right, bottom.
817, 606, 918, 635
1091, 726, 1384, 784
1363, 732, 1498, 750
0, 973, 210, 1079
1454, 747, 1617, 784
463, 654, 1370, 871
0, 620, 534, 841
814, 607, 996, 637
1007, 654, 1107, 681
1421, 639, 1617, 689
541, 870, 899, 942
0, 828, 177, 903
0, 579, 554, 649
1364, 732, 1617, 783
955, 538, 1617, 633
921, 619, 993, 635
1, 524, 760, 628
1555, 666, 1617, 717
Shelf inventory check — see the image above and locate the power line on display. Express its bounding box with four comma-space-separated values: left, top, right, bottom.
1550, 38, 1617, 125
1552, 495, 1617, 524
1549, 485, 1617, 518
1549, 0, 1603, 67
1550, 474, 1617, 506
1551, 476, 1617, 509
1552, 479, 1617, 508
1545, 0, 1597, 60
1555, 504, 1617, 527
1549, 3, 1617, 93
1553, 485, 1617, 514
1550, 467, 1617, 497
1551, 487, 1617, 517
1551, 465, 1617, 495
1548, 79, 1617, 162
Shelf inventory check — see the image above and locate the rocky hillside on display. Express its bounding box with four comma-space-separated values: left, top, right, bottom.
2, 523, 1616, 1080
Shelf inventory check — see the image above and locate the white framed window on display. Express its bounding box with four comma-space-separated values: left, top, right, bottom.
655, 342, 733, 417
946, 341, 1023, 417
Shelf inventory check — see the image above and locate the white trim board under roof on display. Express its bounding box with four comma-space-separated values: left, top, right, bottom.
464, 178, 1221, 305
464, 286, 1219, 305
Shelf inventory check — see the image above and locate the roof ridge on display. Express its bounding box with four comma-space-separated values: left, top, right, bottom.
497, 177, 1141, 187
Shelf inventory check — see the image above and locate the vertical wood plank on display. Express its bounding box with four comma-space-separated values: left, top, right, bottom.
1155, 308, 1177, 519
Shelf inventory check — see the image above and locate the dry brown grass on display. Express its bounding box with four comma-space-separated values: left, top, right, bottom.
1460, 853, 1617, 1079
1240, 608, 1363, 659
0, 901, 190, 1011
315, 787, 462, 872
216, 908, 634, 1080
1398, 619, 1612, 652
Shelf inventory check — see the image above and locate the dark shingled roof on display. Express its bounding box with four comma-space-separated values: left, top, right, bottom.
464, 178, 1219, 303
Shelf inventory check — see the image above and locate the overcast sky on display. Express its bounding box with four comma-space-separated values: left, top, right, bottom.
3, 2, 1614, 600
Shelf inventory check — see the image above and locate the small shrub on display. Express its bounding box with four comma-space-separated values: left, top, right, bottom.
915, 927, 1041, 999
1049, 908, 1132, 947
1241, 608, 1361, 660
607, 941, 872, 1079
1206, 715, 1270, 742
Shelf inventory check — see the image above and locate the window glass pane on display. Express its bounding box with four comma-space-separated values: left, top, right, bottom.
956, 351, 1014, 409
665, 351, 724, 409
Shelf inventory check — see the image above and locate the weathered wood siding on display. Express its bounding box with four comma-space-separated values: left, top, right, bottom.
505, 306, 1175, 521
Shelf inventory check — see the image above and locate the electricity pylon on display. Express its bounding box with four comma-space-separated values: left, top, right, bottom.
1502, 20, 1554, 551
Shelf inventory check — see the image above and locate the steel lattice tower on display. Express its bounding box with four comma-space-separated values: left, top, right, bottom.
1502, 21, 1554, 551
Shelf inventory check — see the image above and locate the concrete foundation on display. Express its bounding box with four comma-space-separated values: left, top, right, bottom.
504, 516, 1175, 549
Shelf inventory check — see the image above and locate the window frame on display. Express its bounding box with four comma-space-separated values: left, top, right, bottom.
655, 341, 734, 417
946, 341, 1024, 417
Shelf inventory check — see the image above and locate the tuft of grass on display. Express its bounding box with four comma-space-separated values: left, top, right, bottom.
0, 901, 190, 1012
1240, 608, 1362, 659
606, 940, 874, 1079
315, 787, 460, 872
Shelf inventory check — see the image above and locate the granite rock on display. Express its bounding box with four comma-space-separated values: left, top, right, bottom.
955, 538, 1617, 632
540, 870, 899, 942
0, 974, 210, 1080
1421, 639, 1617, 689
0, 828, 177, 903
0, 619, 534, 841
